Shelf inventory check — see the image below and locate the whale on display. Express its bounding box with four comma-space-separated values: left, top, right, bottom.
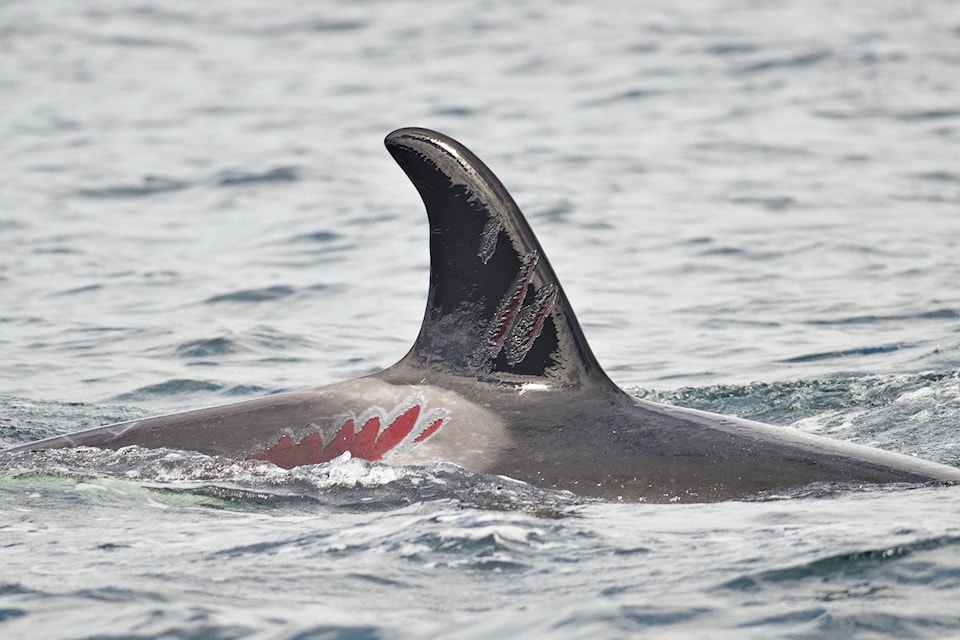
5, 127, 960, 502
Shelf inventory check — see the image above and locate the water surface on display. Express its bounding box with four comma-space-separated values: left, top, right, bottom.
2, 1, 960, 638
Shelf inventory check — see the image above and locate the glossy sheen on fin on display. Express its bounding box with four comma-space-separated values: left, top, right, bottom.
5, 127, 960, 503
384, 128, 610, 390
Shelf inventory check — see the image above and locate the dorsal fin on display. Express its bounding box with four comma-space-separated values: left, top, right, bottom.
381, 127, 613, 391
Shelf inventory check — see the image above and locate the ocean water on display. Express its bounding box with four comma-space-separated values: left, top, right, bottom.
2, 0, 960, 637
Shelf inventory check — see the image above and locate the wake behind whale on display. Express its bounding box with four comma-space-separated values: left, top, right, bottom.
5, 128, 960, 502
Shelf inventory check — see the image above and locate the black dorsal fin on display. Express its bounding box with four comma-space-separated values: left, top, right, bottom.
381, 127, 613, 391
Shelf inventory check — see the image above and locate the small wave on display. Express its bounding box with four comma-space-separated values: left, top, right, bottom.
630, 371, 960, 434
74, 166, 300, 200
896, 109, 960, 122
290, 230, 341, 243
720, 535, 960, 593
728, 195, 796, 211
94, 35, 193, 50
620, 606, 711, 626
0, 396, 148, 447
223, 384, 270, 396
175, 337, 242, 358
806, 309, 959, 325
816, 107, 960, 122
695, 244, 785, 260
691, 140, 812, 157
101, 380, 264, 404
397, 532, 534, 573
705, 43, 759, 56
216, 167, 299, 187
735, 49, 832, 74
747, 482, 935, 502
204, 285, 296, 304
0, 607, 26, 622
431, 106, 477, 118
112, 379, 225, 401
65, 587, 168, 604
259, 18, 367, 36
781, 343, 908, 364
913, 171, 960, 183
0, 219, 27, 231
0, 446, 583, 516
580, 88, 660, 108
48, 283, 104, 296
75, 176, 191, 199
805, 612, 960, 639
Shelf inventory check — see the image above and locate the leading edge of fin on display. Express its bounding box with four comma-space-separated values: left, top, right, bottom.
382, 127, 612, 391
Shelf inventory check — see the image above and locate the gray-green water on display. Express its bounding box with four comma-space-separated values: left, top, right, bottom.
2, 0, 960, 637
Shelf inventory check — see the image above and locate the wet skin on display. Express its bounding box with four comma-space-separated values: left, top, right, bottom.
7, 128, 960, 502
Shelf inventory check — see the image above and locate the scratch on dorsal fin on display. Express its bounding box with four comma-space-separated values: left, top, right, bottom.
505, 284, 557, 365
478, 215, 503, 264
472, 251, 539, 365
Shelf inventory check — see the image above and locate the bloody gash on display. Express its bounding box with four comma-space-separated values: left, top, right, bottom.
7, 128, 960, 502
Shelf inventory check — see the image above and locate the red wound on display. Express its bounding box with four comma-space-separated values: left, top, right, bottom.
375, 405, 420, 452
354, 416, 381, 453
414, 418, 444, 443
248, 402, 446, 469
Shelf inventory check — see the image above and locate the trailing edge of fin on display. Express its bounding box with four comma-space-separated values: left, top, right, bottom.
382, 127, 611, 391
